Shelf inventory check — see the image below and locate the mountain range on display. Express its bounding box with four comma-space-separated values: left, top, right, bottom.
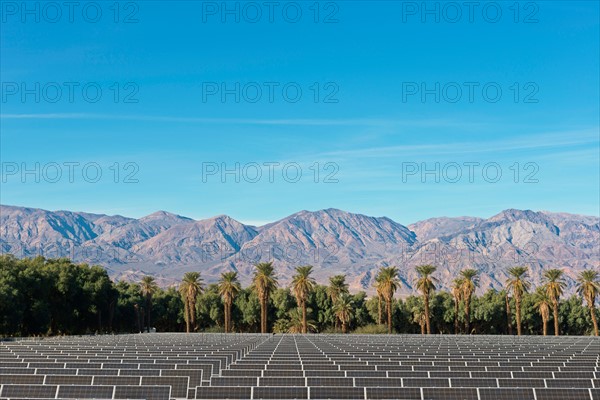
1, 205, 598, 295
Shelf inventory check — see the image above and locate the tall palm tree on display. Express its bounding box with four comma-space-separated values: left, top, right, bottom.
451, 278, 463, 334
411, 300, 426, 335
333, 294, 354, 333
179, 272, 204, 333
415, 265, 438, 334
140, 276, 158, 333
543, 269, 566, 336
505, 266, 531, 336
252, 262, 278, 333
460, 269, 479, 334
534, 288, 551, 336
218, 271, 241, 333
287, 308, 317, 334
327, 275, 349, 329
378, 266, 401, 334
291, 265, 316, 334
576, 270, 600, 336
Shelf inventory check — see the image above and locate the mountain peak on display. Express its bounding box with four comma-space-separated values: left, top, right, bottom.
140, 210, 192, 221
489, 209, 542, 223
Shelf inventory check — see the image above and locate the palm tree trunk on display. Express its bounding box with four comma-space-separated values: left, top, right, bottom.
542, 316, 547, 336
424, 293, 431, 335
505, 294, 513, 335
184, 302, 190, 333
342, 320, 347, 334
553, 301, 559, 336
261, 297, 267, 333
454, 299, 460, 334
134, 304, 141, 333
378, 296, 382, 325
190, 297, 196, 332
224, 305, 228, 333
387, 300, 392, 334
464, 296, 470, 334
516, 297, 522, 336
146, 296, 152, 333
224, 301, 229, 333
302, 302, 307, 334
589, 304, 599, 336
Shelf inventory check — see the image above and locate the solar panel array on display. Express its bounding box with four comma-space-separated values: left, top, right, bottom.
0, 334, 598, 399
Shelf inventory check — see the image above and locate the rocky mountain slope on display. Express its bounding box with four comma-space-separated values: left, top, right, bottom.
1, 205, 598, 295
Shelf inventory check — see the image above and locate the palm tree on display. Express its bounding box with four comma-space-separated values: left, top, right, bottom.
451, 278, 463, 334
287, 308, 317, 333
218, 271, 241, 333
411, 300, 426, 335
543, 269, 566, 336
460, 269, 479, 334
252, 262, 278, 333
576, 270, 600, 336
327, 275, 349, 329
140, 276, 158, 333
505, 266, 531, 336
377, 266, 401, 334
534, 288, 551, 336
291, 265, 316, 334
415, 265, 438, 334
333, 294, 354, 333
179, 272, 204, 333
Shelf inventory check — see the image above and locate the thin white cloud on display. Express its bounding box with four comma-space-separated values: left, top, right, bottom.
312, 129, 599, 159
0, 113, 484, 128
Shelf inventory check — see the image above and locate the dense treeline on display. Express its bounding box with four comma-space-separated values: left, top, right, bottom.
0, 255, 598, 337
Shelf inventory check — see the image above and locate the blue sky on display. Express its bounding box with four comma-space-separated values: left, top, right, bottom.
1, 1, 599, 225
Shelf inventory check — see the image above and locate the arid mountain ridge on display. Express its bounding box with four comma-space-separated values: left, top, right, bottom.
1, 205, 598, 295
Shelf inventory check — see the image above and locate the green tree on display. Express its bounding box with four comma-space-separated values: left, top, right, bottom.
291, 265, 316, 334
252, 262, 278, 333
287, 307, 316, 333
333, 294, 354, 333
576, 270, 600, 336
179, 272, 204, 333
506, 266, 531, 336
152, 287, 184, 332
327, 275, 349, 329
218, 271, 241, 333
415, 265, 437, 334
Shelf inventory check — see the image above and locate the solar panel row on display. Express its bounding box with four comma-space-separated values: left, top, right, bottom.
1, 334, 598, 400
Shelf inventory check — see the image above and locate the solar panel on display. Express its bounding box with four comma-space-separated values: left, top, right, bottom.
0, 384, 58, 399
259, 377, 304, 386
534, 388, 594, 400
57, 385, 114, 399
422, 387, 479, 400
545, 379, 593, 388
113, 385, 171, 400
195, 386, 252, 399
365, 387, 421, 399
0, 375, 44, 384
309, 387, 365, 399
253, 386, 308, 399
479, 388, 535, 400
